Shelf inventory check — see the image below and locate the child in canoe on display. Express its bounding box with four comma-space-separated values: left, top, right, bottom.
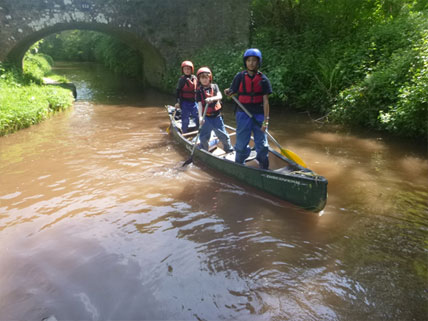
196, 67, 234, 153
224, 48, 272, 169
175, 60, 199, 133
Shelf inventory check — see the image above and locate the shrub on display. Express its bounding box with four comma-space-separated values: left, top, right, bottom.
330, 12, 428, 138
164, 43, 244, 94
39, 30, 144, 81
0, 54, 73, 136
249, 0, 428, 139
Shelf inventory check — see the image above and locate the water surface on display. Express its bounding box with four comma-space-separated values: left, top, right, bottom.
0, 62, 427, 321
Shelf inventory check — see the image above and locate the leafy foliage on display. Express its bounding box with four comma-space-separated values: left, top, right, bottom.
92, 35, 143, 79
331, 11, 428, 138
39, 30, 143, 81
248, 0, 428, 139
26, 1, 428, 139
378, 29, 428, 137
164, 44, 244, 95
23, 53, 53, 84
0, 51, 73, 136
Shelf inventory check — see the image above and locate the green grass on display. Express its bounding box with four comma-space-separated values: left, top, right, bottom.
0, 53, 74, 136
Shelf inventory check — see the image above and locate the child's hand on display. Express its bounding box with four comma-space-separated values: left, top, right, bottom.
205, 97, 213, 103
261, 119, 268, 132
175, 103, 180, 109
224, 89, 232, 96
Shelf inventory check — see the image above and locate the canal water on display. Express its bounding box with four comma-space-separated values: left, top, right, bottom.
0, 62, 427, 321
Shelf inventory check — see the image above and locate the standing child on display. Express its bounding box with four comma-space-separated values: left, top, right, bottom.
196, 67, 233, 153
175, 60, 199, 133
224, 48, 272, 169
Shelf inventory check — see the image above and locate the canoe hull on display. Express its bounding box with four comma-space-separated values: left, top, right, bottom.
168, 107, 327, 212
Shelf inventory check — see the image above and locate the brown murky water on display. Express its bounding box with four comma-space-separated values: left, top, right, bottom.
1, 62, 427, 321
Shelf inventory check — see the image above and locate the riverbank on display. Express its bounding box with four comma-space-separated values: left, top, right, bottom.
0, 55, 74, 136
1, 61, 426, 321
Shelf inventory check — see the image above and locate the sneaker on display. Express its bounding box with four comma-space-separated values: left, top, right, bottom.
245, 150, 257, 161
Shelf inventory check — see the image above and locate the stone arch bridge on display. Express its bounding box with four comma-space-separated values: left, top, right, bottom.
0, 0, 250, 88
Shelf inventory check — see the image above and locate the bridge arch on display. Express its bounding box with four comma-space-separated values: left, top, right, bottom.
7, 23, 165, 88
0, 0, 250, 90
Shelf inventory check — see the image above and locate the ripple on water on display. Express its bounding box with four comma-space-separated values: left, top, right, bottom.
1, 63, 427, 321
0, 192, 22, 200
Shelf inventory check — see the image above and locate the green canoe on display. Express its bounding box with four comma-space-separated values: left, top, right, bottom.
166, 106, 328, 212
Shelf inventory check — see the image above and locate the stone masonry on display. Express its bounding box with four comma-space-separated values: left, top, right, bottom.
0, 0, 250, 88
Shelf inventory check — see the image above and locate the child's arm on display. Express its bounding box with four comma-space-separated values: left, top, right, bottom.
175, 78, 186, 108
206, 84, 223, 102
206, 92, 222, 102
224, 72, 242, 96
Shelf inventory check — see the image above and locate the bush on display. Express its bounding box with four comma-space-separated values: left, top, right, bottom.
330, 12, 428, 138
0, 54, 74, 136
92, 35, 143, 80
248, 0, 428, 139
39, 30, 144, 81
379, 29, 428, 138
164, 43, 244, 94
23, 53, 53, 84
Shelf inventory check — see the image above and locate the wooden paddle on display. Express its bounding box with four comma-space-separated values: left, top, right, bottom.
182, 103, 209, 166
231, 95, 307, 168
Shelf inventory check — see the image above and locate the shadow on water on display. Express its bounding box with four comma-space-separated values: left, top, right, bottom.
52, 61, 172, 107
0, 62, 427, 321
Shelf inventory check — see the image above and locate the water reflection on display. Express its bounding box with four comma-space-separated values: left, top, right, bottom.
0, 62, 427, 321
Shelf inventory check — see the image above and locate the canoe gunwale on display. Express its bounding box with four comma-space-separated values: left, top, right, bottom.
165, 105, 327, 211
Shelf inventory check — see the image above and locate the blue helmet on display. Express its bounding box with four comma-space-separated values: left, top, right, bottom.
243, 48, 262, 68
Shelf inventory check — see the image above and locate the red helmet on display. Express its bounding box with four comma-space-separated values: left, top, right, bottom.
181, 60, 194, 73
196, 67, 212, 81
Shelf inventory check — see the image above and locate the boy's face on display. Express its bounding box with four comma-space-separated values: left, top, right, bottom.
183, 66, 192, 75
245, 56, 259, 71
199, 73, 211, 86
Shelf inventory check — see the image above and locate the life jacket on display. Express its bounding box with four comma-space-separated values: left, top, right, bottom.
200, 84, 222, 116
237, 71, 264, 104
180, 75, 197, 101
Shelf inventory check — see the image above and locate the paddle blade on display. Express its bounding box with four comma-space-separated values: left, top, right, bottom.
166, 125, 170, 133
281, 148, 307, 168
182, 156, 193, 167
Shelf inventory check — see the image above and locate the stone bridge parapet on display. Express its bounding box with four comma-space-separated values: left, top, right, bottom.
0, 0, 250, 88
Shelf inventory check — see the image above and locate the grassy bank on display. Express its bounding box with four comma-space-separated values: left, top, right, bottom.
23, 2, 426, 141
0, 53, 74, 136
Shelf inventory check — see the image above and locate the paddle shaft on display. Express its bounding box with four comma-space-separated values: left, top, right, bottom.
183, 103, 209, 166
231, 95, 271, 135
231, 95, 307, 167
233, 97, 278, 147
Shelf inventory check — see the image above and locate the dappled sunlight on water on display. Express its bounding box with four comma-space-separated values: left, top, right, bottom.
396, 155, 428, 185
1, 63, 427, 321
283, 129, 428, 218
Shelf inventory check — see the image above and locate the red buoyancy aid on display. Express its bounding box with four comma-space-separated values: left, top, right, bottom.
200, 85, 222, 115
238, 71, 264, 104
180, 75, 198, 100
